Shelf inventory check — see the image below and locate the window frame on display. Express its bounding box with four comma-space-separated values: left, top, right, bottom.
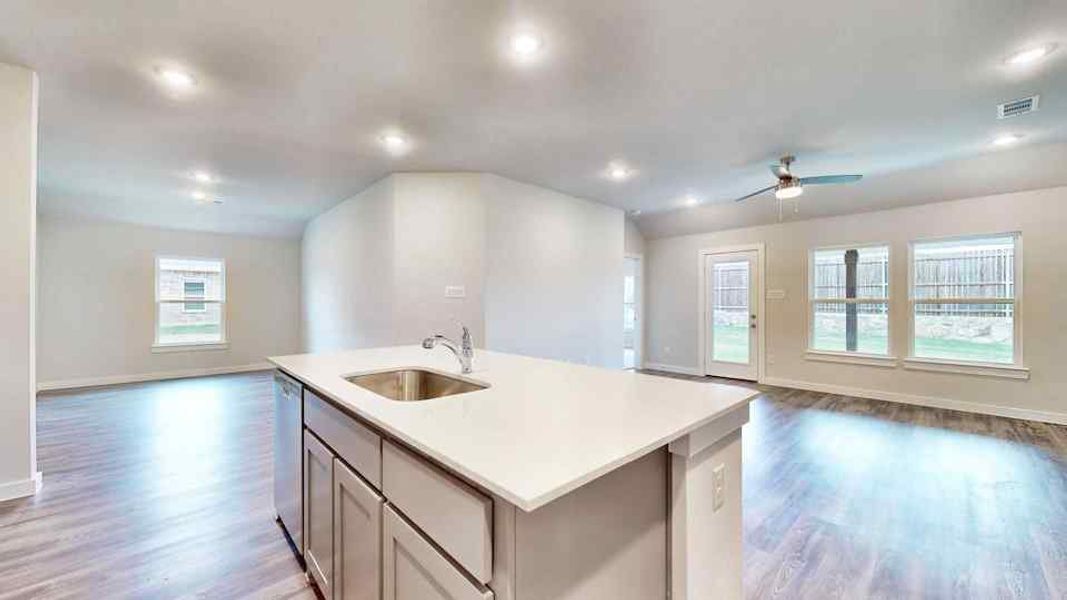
153, 255, 228, 352
905, 232, 1024, 371
806, 242, 895, 362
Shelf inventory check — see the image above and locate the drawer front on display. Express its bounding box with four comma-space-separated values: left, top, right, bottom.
383, 505, 494, 600
305, 389, 382, 489
382, 441, 493, 583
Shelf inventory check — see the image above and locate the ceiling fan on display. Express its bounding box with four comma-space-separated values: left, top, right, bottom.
735, 155, 863, 204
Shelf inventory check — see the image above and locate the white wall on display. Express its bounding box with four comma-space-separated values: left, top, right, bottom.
37, 217, 302, 387
303, 177, 396, 352
645, 186, 1067, 422
0, 63, 39, 500
625, 218, 645, 256
302, 173, 625, 368
392, 174, 486, 345
483, 174, 625, 368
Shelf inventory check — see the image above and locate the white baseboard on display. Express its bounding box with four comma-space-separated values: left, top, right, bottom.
37, 363, 273, 392
643, 362, 702, 376
0, 471, 42, 502
761, 376, 1067, 426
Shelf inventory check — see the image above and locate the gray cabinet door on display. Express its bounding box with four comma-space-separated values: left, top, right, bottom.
304, 431, 335, 598
382, 506, 493, 600
334, 459, 383, 600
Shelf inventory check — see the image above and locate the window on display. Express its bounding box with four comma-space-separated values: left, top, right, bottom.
155, 257, 225, 348
910, 234, 1018, 365
809, 245, 890, 355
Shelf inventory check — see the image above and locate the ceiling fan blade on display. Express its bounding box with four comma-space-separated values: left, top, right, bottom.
734, 185, 778, 202
798, 174, 863, 185
769, 164, 791, 179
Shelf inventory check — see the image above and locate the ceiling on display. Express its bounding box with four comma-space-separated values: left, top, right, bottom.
3, 0, 1066, 238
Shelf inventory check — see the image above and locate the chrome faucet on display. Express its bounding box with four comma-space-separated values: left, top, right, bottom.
422, 324, 474, 374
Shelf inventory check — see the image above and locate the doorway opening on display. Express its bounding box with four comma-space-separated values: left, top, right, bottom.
624, 255, 642, 369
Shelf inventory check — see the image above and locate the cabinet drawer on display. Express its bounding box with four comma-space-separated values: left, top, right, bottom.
382, 441, 492, 583
305, 389, 382, 489
383, 505, 493, 600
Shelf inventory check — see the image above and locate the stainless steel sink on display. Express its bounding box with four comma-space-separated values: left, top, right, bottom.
344, 369, 488, 402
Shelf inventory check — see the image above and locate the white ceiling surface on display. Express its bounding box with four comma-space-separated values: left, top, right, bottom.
2, 1, 1066, 238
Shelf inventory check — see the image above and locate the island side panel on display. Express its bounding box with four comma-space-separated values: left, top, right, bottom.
669, 408, 747, 600
512, 448, 668, 600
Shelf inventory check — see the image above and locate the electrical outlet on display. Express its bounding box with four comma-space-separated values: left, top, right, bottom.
444, 285, 466, 298
712, 464, 726, 511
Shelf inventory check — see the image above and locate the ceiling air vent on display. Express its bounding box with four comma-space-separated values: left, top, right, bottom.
997, 95, 1040, 119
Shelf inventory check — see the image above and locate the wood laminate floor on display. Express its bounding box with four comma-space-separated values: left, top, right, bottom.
0, 373, 314, 600
1, 371, 1065, 599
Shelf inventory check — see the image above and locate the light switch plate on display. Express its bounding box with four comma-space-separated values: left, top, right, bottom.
444, 285, 466, 299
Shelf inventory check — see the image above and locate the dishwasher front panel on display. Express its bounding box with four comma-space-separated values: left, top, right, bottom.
273, 370, 303, 556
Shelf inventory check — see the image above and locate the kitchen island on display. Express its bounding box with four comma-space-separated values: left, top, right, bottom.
270, 346, 757, 600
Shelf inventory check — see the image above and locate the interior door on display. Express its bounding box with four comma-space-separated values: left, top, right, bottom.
705, 251, 759, 380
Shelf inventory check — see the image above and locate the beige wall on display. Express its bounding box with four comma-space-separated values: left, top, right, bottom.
37, 217, 302, 387
646, 186, 1067, 423
302, 173, 625, 368
0, 63, 38, 499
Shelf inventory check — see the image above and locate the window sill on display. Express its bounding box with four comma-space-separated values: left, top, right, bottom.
902, 357, 1029, 380
151, 342, 229, 354
805, 350, 898, 368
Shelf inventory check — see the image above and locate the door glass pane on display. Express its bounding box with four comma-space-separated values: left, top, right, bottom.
712, 261, 749, 363
914, 302, 1013, 363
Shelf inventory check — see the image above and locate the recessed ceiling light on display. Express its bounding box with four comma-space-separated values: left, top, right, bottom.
1005, 44, 1057, 66
379, 132, 410, 155
629, 209, 642, 216
510, 32, 544, 59
193, 171, 214, 184
607, 163, 634, 181
684, 195, 700, 206
992, 133, 1024, 147
191, 190, 210, 203
155, 67, 197, 90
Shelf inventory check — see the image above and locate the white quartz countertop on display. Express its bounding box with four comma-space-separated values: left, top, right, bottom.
269, 346, 758, 512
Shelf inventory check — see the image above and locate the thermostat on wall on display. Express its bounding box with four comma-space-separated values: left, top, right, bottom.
444, 285, 466, 299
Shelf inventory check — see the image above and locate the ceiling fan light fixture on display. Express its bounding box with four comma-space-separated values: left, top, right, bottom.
774, 181, 804, 200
